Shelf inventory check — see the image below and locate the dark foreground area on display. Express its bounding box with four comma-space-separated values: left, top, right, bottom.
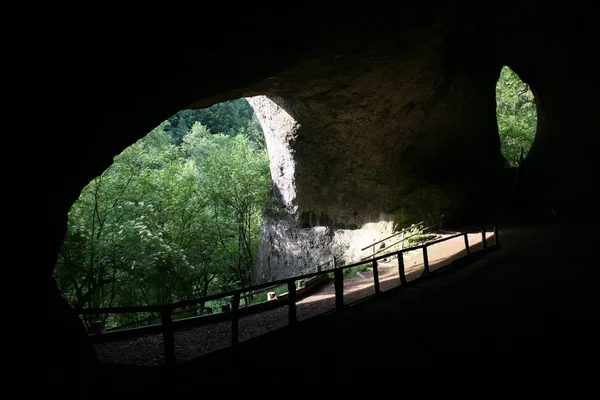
80, 218, 597, 394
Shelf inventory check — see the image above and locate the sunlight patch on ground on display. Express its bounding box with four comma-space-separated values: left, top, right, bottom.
300, 294, 333, 303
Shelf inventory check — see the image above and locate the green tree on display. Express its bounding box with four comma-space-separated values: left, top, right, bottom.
166, 98, 265, 148
54, 105, 271, 329
496, 66, 538, 167
187, 131, 271, 289
55, 125, 209, 327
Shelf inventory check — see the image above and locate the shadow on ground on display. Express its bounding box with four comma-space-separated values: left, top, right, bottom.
89, 220, 599, 393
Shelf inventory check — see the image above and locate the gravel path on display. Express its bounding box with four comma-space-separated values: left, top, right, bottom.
95, 230, 495, 366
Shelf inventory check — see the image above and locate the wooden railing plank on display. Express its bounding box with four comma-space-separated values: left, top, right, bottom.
334, 269, 344, 311
372, 259, 380, 294
422, 246, 430, 275
231, 293, 240, 347
288, 280, 297, 325
161, 308, 176, 367
398, 254, 407, 285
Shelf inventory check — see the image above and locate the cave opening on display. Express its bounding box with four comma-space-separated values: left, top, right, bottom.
52, 97, 274, 333
495, 65, 538, 167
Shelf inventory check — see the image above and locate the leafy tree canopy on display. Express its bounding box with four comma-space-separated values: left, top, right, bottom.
165, 98, 265, 148
54, 99, 271, 331
496, 66, 537, 167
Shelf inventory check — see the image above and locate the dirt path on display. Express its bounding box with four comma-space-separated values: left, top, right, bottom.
95, 230, 496, 366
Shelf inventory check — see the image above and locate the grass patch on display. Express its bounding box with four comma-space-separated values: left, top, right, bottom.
343, 264, 370, 278
247, 284, 288, 305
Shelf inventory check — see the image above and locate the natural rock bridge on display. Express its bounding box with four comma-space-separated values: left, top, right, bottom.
38, 1, 597, 395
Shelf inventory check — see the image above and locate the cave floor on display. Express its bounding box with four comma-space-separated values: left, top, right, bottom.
90, 219, 599, 392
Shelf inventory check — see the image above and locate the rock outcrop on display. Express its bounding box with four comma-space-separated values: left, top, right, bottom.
245, 24, 506, 280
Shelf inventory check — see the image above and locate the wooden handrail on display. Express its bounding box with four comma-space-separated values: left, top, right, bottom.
76, 224, 496, 316
337, 224, 496, 272
365, 222, 438, 260
300, 259, 334, 275
78, 224, 498, 366
361, 221, 424, 251
104, 304, 213, 332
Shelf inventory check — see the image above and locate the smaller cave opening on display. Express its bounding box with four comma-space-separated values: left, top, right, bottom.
495, 65, 538, 168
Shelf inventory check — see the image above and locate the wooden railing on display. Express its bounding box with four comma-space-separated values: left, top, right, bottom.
360, 217, 445, 261
75, 224, 499, 367
361, 220, 424, 260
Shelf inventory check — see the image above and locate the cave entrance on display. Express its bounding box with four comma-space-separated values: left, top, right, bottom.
53, 97, 272, 332
495, 65, 538, 167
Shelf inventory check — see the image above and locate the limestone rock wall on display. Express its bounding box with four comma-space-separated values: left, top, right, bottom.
254, 209, 395, 282
246, 96, 300, 214
247, 41, 504, 282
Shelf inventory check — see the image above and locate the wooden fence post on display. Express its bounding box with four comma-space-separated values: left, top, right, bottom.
160, 307, 176, 367
334, 268, 344, 311
494, 225, 500, 247
422, 246, 430, 275
372, 259, 380, 294
398, 252, 407, 285
287, 280, 297, 325
231, 292, 240, 347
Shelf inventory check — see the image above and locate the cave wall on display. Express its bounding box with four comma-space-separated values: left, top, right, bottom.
246, 20, 506, 281
36, 1, 598, 391
242, 2, 597, 281
250, 93, 402, 280
239, 6, 507, 230
497, 7, 597, 215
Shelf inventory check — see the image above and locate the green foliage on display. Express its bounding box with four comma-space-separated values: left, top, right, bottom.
496, 66, 537, 167
165, 98, 265, 149
379, 224, 426, 256
54, 100, 271, 331
393, 185, 449, 230
190, 131, 271, 289
343, 264, 369, 278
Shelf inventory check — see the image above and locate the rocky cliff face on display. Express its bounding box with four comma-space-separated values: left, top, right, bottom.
246, 96, 300, 215
254, 212, 395, 282
248, 95, 397, 280
245, 29, 505, 281
237, 3, 595, 283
